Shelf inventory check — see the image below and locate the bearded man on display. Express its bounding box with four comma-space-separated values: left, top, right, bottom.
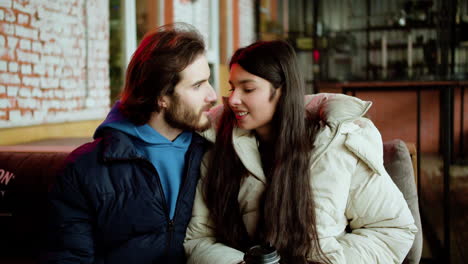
47, 23, 217, 264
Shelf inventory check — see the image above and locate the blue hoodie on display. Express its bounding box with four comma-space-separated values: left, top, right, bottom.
94, 102, 192, 219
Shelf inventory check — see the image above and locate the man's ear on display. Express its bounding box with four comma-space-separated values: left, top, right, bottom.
158, 96, 168, 109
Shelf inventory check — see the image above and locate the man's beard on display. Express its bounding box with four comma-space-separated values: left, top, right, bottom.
164, 93, 213, 132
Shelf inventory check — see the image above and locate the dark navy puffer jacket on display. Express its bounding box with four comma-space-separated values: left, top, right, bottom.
47, 128, 210, 264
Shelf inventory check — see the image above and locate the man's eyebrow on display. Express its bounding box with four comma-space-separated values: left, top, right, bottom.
191, 79, 207, 87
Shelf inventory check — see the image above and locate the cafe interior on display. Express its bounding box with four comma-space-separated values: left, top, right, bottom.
0, 0, 467, 263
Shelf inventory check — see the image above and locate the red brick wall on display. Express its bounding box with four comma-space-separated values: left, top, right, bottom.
352, 88, 467, 155
0, 0, 110, 128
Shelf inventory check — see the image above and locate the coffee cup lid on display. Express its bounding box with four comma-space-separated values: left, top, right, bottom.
244, 245, 280, 264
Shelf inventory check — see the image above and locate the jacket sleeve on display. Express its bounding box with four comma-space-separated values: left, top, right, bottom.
47, 164, 95, 264
184, 155, 245, 264
311, 119, 417, 264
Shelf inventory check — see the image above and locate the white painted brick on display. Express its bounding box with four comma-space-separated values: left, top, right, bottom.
31, 88, 42, 97
2, 23, 15, 35
33, 110, 46, 121
75, 89, 85, 97
9, 110, 21, 121
15, 25, 38, 39
19, 39, 31, 50
19, 87, 31, 97
12, 1, 35, 14
42, 55, 62, 65
7, 85, 18, 96
72, 68, 81, 77
39, 31, 55, 42
54, 67, 62, 77
89, 90, 97, 97
33, 64, 45, 75
4, 9, 15, 22
0, 60, 6, 71
85, 98, 96, 108
21, 64, 32, 74
60, 79, 78, 89
0, 9, 4, 20
0, 98, 11, 108
17, 50, 39, 63
0, 110, 5, 117
46, 66, 54, 76
7, 36, 18, 48
22, 76, 40, 86
62, 67, 72, 77
18, 98, 36, 108
17, 13, 29, 24
0, 47, 15, 60
72, 26, 83, 36
42, 43, 54, 54
54, 89, 64, 98
40, 90, 50, 98
41, 77, 59, 89
98, 89, 109, 97
64, 90, 73, 99
0, 85, 5, 93
0, 0, 12, 9
0, 35, 4, 46
44, 99, 61, 109
32, 41, 42, 52
0, 72, 20, 84
23, 110, 32, 120
8, 61, 18, 72
44, 90, 54, 98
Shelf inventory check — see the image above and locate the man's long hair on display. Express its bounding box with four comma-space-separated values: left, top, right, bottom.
204, 40, 330, 264
119, 23, 205, 125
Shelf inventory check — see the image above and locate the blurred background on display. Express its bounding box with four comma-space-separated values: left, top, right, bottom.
0, 0, 467, 263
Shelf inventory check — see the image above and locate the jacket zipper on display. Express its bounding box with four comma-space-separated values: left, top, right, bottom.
164, 149, 194, 257
136, 159, 173, 252
171, 149, 193, 222
139, 148, 195, 257
106, 157, 176, 255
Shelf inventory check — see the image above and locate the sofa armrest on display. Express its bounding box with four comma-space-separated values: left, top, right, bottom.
383, 139, 422, 264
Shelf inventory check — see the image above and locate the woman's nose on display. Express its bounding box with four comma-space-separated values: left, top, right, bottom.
228, 90, 241, 106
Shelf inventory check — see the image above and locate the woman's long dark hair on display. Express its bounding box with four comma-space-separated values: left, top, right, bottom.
204, 41, 329, 264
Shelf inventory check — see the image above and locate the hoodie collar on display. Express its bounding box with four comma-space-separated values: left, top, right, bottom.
95, 101, 192, 148
98, 128, 207, 162
99, 128, 143, 161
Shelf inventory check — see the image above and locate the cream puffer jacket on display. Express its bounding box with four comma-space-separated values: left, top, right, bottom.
185, 93, 417, 264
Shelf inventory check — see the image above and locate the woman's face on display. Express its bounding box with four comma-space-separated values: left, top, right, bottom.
228, 64, 281, 138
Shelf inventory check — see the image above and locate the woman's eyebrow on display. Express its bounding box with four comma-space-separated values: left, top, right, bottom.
228, 79, 256, 85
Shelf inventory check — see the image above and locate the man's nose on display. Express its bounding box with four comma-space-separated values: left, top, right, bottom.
206, 84, 217, 103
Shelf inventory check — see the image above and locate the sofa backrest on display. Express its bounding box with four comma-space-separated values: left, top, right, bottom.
0, 139, 422, 263
0, 151, 69, 262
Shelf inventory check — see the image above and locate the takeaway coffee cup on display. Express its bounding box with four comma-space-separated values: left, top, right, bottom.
243, 244, 280, 264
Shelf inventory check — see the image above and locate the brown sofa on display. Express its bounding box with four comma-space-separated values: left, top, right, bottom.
0, 140, 422, 264
0, 149, 70, 264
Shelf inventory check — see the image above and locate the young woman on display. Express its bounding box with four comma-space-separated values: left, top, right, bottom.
184, 41, 417, 264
